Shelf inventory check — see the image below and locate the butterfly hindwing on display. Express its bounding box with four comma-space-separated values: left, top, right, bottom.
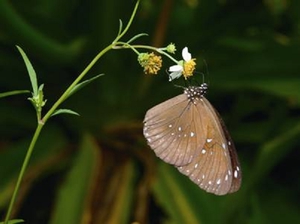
177, 97, 234, 195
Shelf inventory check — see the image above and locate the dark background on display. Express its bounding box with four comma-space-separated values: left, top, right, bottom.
0, 0, 300, 223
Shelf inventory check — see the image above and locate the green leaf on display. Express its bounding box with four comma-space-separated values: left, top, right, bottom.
67, 74, 104, 99
126, 33, 148, 44
0, 219, 24, 224
0, 90, 29, 98
49, 134, 101, 224
118, 19, 123, 36
152, 162, 217, 224
104, 160, 136, 224
16, 46, 38, 97
0, 126, 67, 209
51, 109, 80, 117
223, 122, 300, 223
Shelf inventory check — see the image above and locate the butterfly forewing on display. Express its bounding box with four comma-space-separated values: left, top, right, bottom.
144, 94, 207, 166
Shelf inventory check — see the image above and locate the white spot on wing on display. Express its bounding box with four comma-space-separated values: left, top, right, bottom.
190, 132, 195, 137
153, 134, 160, 139
222, 142, 226, 149
194, 163, 198, 168
225, 174, 228, 181
169, 124, 173, 128
178, 127, 182, 131
207, 138, 212, 143
216, 179, 221, 185
201, 149, 206, 154
234, 170, 238, 178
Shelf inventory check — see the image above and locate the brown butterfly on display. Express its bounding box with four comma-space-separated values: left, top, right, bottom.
143, 83, 241, 195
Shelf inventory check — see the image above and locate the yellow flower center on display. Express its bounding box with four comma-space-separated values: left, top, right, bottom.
182, 59, 196, 79
142, 52, 162, 75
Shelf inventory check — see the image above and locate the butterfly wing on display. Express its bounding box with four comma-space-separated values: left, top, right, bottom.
177, 97, 242, 195
217, 110, 242, 193
143, 94, 207, 166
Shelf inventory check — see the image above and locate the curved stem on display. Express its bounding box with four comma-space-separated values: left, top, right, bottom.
113, 0, 140, 42
4, 124, 44, 224
4, 41, 115, 224
4, 1, 141, 223
114, 43, 178, 64
43, 0, 141, 123
113, 41, 140, 55
42, 43, 113, 123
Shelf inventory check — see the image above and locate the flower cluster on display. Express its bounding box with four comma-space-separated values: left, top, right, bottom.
138, 44, 197, 81
138, 52, 162, 75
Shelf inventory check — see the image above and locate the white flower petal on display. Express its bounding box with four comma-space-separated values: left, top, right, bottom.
182, 47, 191, 61
169, 71, 183, 81
169, 64, 183, 72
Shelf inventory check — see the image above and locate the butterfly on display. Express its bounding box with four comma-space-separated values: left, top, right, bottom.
143, 83, 241, 195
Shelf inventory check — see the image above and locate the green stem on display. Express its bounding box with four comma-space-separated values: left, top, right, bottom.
114, 43, 178, 64
114, 42, 140, 55
112, 0, 140, 42
3, 1, 140, 223
42, 43, 113, 123
4, 124, 44, 224
42, 0, 140, 123
4, 43, 113, 222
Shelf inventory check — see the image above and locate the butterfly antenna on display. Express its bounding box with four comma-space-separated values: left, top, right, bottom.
203, 59, 210, 86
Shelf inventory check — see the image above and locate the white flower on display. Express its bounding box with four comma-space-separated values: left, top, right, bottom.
168, 47, 195, 81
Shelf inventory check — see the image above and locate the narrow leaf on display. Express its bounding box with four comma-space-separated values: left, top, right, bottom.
0, 90, 29, 98
104, 161, 135, 224
118, 19, 123, 36
152, 163, 199, 224
152, 162, 218, 224
49, 134, 101, 224
67, 74, 104, 98
127, 33, 148, 44
0, 219, 24, 224
51, 109, 80, 117
16, 46, 38, 96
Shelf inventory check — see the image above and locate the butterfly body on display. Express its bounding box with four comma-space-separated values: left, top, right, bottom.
143, 83, 241, 195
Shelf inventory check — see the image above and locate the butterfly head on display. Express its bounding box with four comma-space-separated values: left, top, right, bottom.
184, 83, 208, 104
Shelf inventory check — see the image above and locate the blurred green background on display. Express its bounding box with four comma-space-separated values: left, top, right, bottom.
1, 0, 300, 223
